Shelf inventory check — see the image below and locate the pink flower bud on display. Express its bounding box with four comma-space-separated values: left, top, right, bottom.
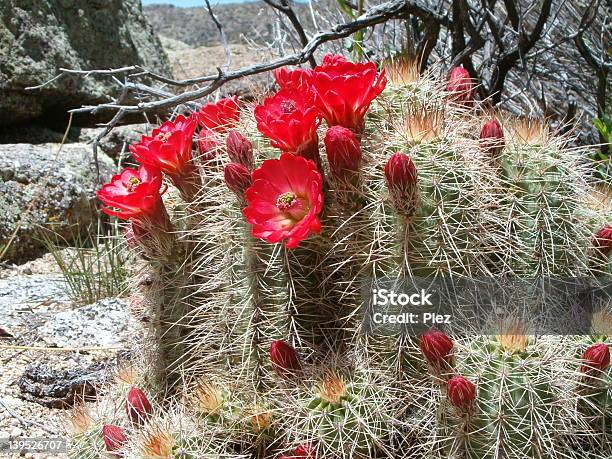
324, 126, 362, 179
447, 66, 475, 104
270, 339, 302, 376
224, 163, 252, 197
420, 328, 454, 366
102, 424, 128, 454
227, 130, 254, 170
581, 343, 610, 373
447, 375, 476, 409
384, 152, 418, 216
594, 225, 612, 257
126, 387, 153, 425
480, 118, 505, 156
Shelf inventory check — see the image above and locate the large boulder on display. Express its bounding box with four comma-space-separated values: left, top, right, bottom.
0, 143, 114, 262
0, 0, 171, 126
77, 123, 149, 162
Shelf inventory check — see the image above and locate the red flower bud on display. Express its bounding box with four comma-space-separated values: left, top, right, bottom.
102, 424, 128, 454
227, 130, 254, 170
294, 444, 317, 458
480, 118, 505, 156
420, 328, 454, 366
384, 153, 419, 216
324, 126, 362, 179
447, 66, 475, 104
224, 163, 252, 197
280, 444, 317, 459
447, 375, 476, 409
581, 343, 610, 373
126, 387, 153, 425
197, 130, 221, 162
270, 339, 302, 376
594, 225, 612, 257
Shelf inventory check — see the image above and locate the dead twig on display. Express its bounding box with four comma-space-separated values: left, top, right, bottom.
29, 0, 426, 118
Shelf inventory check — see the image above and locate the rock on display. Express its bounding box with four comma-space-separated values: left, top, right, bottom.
0, 143, 114, 262
38, 298, 139, 348
77, 123, 149, 162
0, 124, 77, 144
0, 275, 69, 317
158, 35, 192, 53
0, 0, 171, 126
18, 362, 108, 408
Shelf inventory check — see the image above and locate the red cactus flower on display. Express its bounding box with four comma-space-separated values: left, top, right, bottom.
594, 225, 612, 257
102, 424, 128, 454
384, 152, 419, 217
480, 118, 505, 156
97, 165, 167, 224
243, 153, 323, 249
195, 96, 240, 132
270, 339, 302, 376
274, 66, 311, 90
129, 115, 197, 179
324, 126, 362, 179
254, 89, 321, 164
447, 375, 476, 409
227, 130, 254, 170
224, 163, 252, 197
447, 66, 475, 104
420, 328, 454, 366
126, 387, 153, 425
581, 343, 610, 373
308, 54, 386, 134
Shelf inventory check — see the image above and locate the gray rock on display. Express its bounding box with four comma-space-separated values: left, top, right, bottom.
0, 275, 69, 318
77, 123, 150, 162
38, 298, 137, 347
0, 124, 75, 145
0, 0, 171, 126
0, 143, 114, 262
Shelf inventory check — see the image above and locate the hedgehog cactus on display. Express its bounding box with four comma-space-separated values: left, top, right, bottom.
74, 54, 611, 459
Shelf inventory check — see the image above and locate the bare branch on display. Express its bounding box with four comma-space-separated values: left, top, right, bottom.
490, 0, 553, 104
263, 0, 317, 68
204, 0, 232, 70
60, 0, 415, 116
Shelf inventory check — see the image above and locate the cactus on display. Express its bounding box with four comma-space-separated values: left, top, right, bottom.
74, 55, 611, 459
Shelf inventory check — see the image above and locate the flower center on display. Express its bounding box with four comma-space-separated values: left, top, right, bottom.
280, 100, 297, 114
318, 374, 347, 404
276, 191, 298, 210
156, 132, 172, 142
127, 177, 141, 192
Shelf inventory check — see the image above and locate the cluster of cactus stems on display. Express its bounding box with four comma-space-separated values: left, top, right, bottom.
74, 55, 612, 459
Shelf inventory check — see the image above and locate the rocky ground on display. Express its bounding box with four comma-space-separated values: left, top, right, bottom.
0, 255, 141, 458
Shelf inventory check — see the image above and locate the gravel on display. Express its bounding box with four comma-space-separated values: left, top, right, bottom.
0, 254, 142, 458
